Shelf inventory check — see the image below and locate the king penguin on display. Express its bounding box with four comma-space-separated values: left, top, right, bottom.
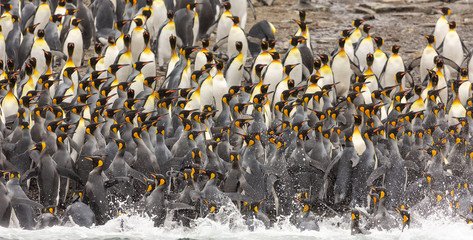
332, 38, 353, 99
434, 7, 451, 49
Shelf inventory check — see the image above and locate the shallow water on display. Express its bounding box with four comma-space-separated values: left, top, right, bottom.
1, 212, 472, 240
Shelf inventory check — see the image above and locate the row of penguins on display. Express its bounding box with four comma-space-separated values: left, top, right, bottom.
0, 0, 472, 234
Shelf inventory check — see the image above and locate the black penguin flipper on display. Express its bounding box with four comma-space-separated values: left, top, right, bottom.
20, 167, 38, 184
224, 192, 254, 202
238, 174, 261, 201
349, 59, 363, 76
56, 166, 84, 186
406, 57, 421, 72
247, 0, 257, 20
213, 36, 228, 52
69, 139, 82, 153
439, 56, 461, 72
166, 202, 195, 210
126, 166, 147, 184
366, 165, 388, 186
11, 197, 44, 209
403, 160, 420, 171
104, 177, 129, 188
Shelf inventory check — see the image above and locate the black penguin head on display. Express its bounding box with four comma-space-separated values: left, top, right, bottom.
299, 10, 306, 22
86, 122, 104, 136
201, 39, 210, 48
352, 19, 365, 28
460, 68, 468, 78
47, 119, 64, 133
268, 39, 276, 49
394, 71, 406, 84
134, 18, 144, 27
112, 139, 126, 150
72, 192, 84, 202
43, 206, 57, 215
223, 1, 231, 10
318, 54, 329, 64
290, 36, 305, 46
187, 3, 199, 10
424, 35, 435, 44
228, 16, 240, 24
366, 53, 374, 66
254, 64, 266, 79
269, 51, 280, 60
260, 41, 269, 51
142, 9, 151, 19
448, 21, 456, 29
86, 156, 104, 168
294, 20, 307, 32
71, 18, 82, 27
167, 11, 174, 20
392, 45, 401, 54
362, 24, 372, 34
30, 142, 46, 152
191, 148, 202, 161
373, 36, 383, 47
27, 23, 39, 34
338, 38, 346, 49
235, 41, 243, 52
123, 34, 132, 48
313, 59, 321, 70
341, 29, 353, 38
284, 64, 299, 76
436, 7, 451, 16
1, 3, 12, 11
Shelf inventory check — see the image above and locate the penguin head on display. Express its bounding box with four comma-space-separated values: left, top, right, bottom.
47, 119, 64, 133
43, 206, 57, 215
223, 1, 231, 10
260, 41, 269, 51
37, 29, 46, 38
436, 7, 451, 16
66, 43, 75, 58
77, 93, 94, 104
71, 18, 82, 27
72, 191, 84, 202
30, 142, 46, 152
423, 35, 435, 45
362, 24, 372, 34
123, 34, 132, 48
133, 18, 144, 27
8, 171, 20, 180
294, 20, 307, 32
254, 63, 266, 79
86, 122, 104, 136
313, 59, 321, 70
337, 38, 346, 49
86, 156, 104, 168
318, 54, 330, 65
372, 36, 384, 48
341, 29, 353, 38
308, 75, 322, 85
290, 36, 305, 46
366, 53, 374, 67
448, 21, 456, 30
166, 10, 174, 20
394, 71, 407, 85
27, 23, 40, 34
299, 10, 306, 22
268, 39, 276, 49
56, 132, 71, 144
284, 64, 299, 76
112, 139, 126, 150
142, 8, 152, 19
201, 39, 210, 49
352, 19, 365, 28
391, 45, 401, 54
1, 4, 12, 11
187, 3, 199, 10
227, 16, 240, 24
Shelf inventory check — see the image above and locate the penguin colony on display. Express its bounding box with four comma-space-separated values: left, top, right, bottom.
0, 0, 472, 234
